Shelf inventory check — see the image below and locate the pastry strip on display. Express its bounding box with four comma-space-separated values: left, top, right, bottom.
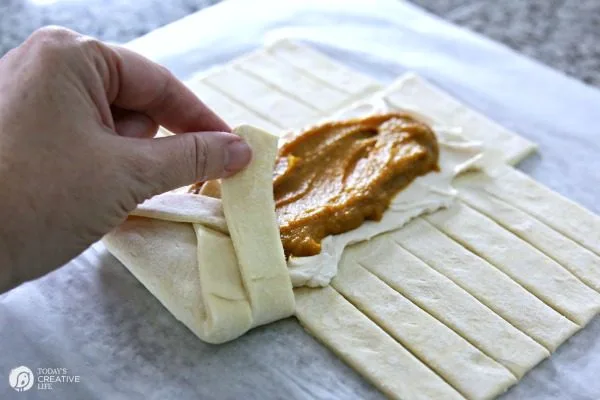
459, 165, 600, 257
426, 203, 600, 325
193, 224, 253, 343
355, 234, 549, 378
131, 193, 227, 233
187, 79, 282, 133
457, 178, 600, 293
332, 257, 516, 400
382, 73, 536, 165
204, 66, 318, 129
294, 286, 465, 400
267, 39, 381, 97
393, 218, 578, 351
221, 125, 295, 326
235, 51, 349, 112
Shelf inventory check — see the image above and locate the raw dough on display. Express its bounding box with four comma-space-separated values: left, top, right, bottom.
426, 202, 600, 325
194, 224, 253, 343
348, 234, 549, 378
265, 39, 381, 97
235, 50, 349, 113
203, 66, 319, 129
458, 165, 600, 257
103, 218, 253, 344
294, 286, 465, 400
187, 79, 282, 133
456, 178, 600, 293
380, 74, 536, 165
132, 193, 227, 233
105, 125, 295, 343
331, 257, 516, 399
105, 41, 598, 399
221, 125, 295, 326
393, 217, 578, 351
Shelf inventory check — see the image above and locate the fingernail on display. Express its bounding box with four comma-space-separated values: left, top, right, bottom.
225, 139, 252, 172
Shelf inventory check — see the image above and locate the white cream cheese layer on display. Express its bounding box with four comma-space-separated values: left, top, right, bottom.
287, 101, 491, 287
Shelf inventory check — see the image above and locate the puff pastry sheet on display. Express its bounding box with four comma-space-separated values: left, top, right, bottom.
107, 41, 600, 399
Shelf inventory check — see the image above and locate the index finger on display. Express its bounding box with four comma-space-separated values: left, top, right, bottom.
102, 44, 230, 134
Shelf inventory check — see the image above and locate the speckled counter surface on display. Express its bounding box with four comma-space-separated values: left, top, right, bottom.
412, 0, 600, 88
0, 0, 221, 50
0, 0, 599, 88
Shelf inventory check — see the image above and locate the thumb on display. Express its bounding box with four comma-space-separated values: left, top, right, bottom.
130, 131, 252, 196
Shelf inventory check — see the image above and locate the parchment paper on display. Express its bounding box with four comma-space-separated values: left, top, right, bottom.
1, 0, 599, 399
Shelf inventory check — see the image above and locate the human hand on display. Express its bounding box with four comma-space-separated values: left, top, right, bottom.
0, 27, 251, 292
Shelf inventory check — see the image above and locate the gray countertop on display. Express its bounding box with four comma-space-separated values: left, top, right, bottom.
0, 0, 599, 88
1, 1, 599, 399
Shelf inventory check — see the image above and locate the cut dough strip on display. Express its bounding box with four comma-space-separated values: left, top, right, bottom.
426, 203, 600, 325
221, 125, 295, 326
266, 39, 382, 97
392, 218, 579, 351
203, 66, 319, 130
353, 234, 549, 378
235, 50, 349, 113
186, 79, 283, 133
157, 78, 281, 136
331, 258, 516, 400
381, 73, 536, 165
294, 286, 465, 400
131, 193, 228, 234
460, 165, 600, 257
194, 224, 253, 343
456, 177, 600, 293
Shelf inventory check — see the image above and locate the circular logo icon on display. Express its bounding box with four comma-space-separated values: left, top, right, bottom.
9, 366, 34, 392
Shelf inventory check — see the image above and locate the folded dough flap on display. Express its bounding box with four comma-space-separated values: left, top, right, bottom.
104, 125, 295, 344
131, 192, 228, 233
221, 125, 296, 326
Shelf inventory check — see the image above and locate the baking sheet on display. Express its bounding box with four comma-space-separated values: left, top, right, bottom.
1, 0, 600, 399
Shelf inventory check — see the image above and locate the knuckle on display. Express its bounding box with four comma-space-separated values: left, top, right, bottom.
191, 134, 210, 182
26, 26, 103, 68
28, 26, 77, 54
30, 26, 77, 43
156, 63, 174, 79
77, 35, 106, 58
25, 27, 77, 69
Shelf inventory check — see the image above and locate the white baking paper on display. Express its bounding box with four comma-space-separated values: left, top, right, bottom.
1, 0, 599, 399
